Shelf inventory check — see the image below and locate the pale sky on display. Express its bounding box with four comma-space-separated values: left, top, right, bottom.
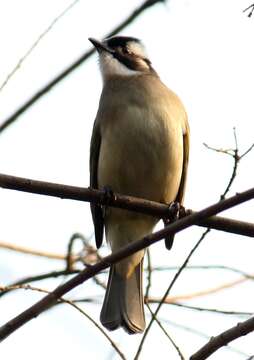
0, 1, 254, 359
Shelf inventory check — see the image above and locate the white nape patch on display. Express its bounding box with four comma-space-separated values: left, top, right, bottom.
127, 41, 148, 58
98, 52, 141, 80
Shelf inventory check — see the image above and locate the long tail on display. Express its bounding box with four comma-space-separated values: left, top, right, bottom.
100, 260, 145, 334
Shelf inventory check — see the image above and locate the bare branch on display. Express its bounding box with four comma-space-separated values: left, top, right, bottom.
0, 0, 81, 92
71, 297, 253, 317
0, 173, 254, 237
66, 233, 88, 271
135, 227, 209, 359
203, 143, 234, 156
146, 304, 185, 359
165, 302, 253, 317
240, 142, 254, 159
0, 0, 165, 133
0, 269, 80, 299
165, 276, 249, 302
0, 284, 126, 360
0, 187, 254, 342
148, 275, 254, 310
135, 126, 250, 356
161, 317, 251, 358
204, 128, 254, 200
243, 3, 254, 17
190, 316, 254, 360
0, 241, 71, 261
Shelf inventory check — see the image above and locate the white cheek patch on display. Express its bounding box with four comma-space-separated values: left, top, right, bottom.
99, 52, 141, 79
127, 41, 148, 59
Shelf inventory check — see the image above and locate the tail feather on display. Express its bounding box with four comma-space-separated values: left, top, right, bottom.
100, 261, 145, 334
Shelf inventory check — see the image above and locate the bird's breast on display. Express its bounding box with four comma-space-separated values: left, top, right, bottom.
97, 98, 184, 205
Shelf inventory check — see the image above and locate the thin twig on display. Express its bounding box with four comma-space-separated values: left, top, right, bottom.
149, 301, 253, 317
72, 297, 253, 317
221, 128, 239, 199
66, 233, 88, 271
150, 265, 254, 279
72, 234, 106, 289
0, 269, 80, 298
0, 284, 126, 360
146, 303, 185, 359
0, 241, 73, 261
0, 0, 81, 92
185, 132, 253, 359
240, 143, 254, 159
136, 129, 248, 355
134, 233, 208, 359
243, 3, 254, 17
0, 187, 253, 342
204, 129, 254, 200
166, 276, 249, 301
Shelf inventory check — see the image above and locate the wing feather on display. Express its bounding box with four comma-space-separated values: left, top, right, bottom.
90, 122, 104, 248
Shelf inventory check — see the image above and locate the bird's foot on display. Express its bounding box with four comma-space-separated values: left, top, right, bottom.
102, 186, 115, 205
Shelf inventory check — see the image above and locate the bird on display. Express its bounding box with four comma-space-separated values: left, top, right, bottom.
89, 36, 189, 334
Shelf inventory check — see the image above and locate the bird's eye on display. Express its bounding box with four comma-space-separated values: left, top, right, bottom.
122, 47, 131, 55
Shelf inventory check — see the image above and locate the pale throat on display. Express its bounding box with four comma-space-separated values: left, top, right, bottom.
99, 53, 146, 80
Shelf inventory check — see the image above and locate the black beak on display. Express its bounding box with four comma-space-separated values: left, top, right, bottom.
89, 38, 114, 54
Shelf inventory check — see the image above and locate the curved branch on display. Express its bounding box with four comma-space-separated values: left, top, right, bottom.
0, 187, 253, 342
0, 173, 254, 237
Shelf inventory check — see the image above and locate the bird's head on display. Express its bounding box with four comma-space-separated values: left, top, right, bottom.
89, 36, 156, 81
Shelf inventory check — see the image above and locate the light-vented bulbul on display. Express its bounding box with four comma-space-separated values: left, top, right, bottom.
89, 36, 189, 334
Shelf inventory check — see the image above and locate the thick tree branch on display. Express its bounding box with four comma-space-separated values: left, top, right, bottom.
0, 0, 164, 133
0, 187, 254, 342
190, 316, 254, 360
0, 173, 253, 237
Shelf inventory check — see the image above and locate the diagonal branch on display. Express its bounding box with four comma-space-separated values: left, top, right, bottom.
0, 0, 81, 93
135, 227, 207, 359
0, 0, 165, 133
243, 3, 254, 17
0, 187, 253, 342
190, 316, 254, 360
146, 303, 185, 359
0, 173, 254, 237
0, 284, 126, 359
